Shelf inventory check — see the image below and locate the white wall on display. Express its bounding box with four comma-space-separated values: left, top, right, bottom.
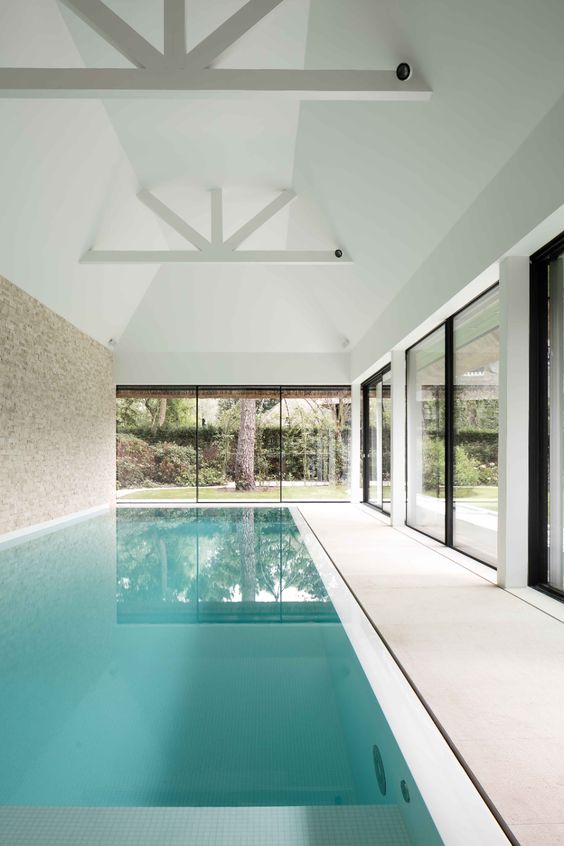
114, 351, 351, 386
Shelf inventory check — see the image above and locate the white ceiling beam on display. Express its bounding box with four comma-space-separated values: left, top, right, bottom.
81, 250, 351, 265
88, 186, 349, 267
7, 2, 431, 99
223, 190, 297, 250
0, 68, 431, 99
163, 0, 187, 69
184, 0, 284, 70
137, 189, 210, 251
211, 189, 223, 246
59, 0, 164, 69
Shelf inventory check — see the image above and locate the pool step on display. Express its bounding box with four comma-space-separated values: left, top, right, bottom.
0, 805, 412, 845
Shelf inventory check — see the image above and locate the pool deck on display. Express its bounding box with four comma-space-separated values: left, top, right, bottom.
299, 503, 564, 846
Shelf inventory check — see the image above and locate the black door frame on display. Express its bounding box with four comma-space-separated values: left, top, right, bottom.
362, 365, 392, 514
404, 283, 500, 567
528, 232, 564, 592
116, 384, 353, 504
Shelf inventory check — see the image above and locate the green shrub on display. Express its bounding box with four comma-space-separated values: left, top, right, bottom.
198, 465, 225, 486
477, 462, 498, 485
116, 434, 196, 489
423, 439, 481, 490
454, 445, 480, 486
119, 424, 350, 485
117, 435, 156, 489
116, 459, 146, 489
153, 442, 196, 486
423, 439, 445, 493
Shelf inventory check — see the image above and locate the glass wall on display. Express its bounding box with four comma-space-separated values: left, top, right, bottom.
116, 388, 197, 501
362, 367, 391, 513
198, 388, 280, 502
116, 386, 351, 503
530, 244, 564, 592
382, 369, 392, 512
547, 255, 564, 590
406, 327, 446, 541
453, 289, 500, 566
366, 379, 382, 507
281, 388, 351, 500
406, 286, 499, 565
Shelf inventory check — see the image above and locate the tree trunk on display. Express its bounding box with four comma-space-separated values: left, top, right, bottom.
316, 434, 323, 481
328, 431, 336, 484
235, 399, 256, 490
158, 397, 167, 428
146, 399, 158, 431
240, 509, 256, 602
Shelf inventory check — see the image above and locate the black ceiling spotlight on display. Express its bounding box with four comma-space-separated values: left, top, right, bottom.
396, 62, 412, 82
335, 249, 343, 259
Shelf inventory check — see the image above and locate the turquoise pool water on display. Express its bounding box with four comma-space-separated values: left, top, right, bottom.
0, 507, 442, 844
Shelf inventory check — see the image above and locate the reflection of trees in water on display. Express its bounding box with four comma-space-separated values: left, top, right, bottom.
116, 512, 198, 605
116, 509, 329, 608
199, 509, 329, 604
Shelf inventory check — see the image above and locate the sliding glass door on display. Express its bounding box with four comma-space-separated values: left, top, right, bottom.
116, 386, 351, 503
547, 255, 564, 590
197, 388, 280, 501
116, 388, 197, 501
281, 388, 351, 500
362, 367, 391, 513
406, 328, 446, 541
529, 238, 564, 592
382, 369, 392, 512
453, 289, 500, 566
406, 287, 499, 564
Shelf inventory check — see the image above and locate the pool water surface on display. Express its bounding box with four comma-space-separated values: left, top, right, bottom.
0, 507, 442, 844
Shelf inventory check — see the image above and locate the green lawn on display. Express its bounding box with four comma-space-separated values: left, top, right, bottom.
454, 485, 498, 512
423, 485, 498, 512
118, 484, 349, 502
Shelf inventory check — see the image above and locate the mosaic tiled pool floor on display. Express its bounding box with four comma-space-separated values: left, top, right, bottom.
0, 805, 412, 846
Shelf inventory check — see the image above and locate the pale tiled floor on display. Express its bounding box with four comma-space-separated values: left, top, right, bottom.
299, 504, 564, 846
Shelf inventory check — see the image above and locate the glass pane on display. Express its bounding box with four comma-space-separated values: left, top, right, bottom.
407, 327, 446, 541
281, 389, 351, 500
366, 381, 383, 508
359, 387, 364, 498
198, 388, 280, 501
548, 257, 564, 589
382, 369, 392, 514
453, 289, 500, 566
116, 392, 197, 501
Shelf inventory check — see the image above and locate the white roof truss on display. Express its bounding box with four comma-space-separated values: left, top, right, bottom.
82, 187, 351, 265
0, 0, 432, 100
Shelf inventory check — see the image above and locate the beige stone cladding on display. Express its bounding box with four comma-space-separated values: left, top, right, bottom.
0, 275, 115, 534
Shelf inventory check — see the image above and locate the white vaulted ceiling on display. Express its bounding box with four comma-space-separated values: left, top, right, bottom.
1, 0, 564, 370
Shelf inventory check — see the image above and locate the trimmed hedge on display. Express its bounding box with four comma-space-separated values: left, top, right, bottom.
117, 425, 350, 489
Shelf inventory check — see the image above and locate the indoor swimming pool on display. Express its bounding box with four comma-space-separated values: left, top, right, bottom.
0, 506, 488, 844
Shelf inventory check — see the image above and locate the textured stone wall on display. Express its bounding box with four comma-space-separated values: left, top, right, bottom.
0, 276, 115, 534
